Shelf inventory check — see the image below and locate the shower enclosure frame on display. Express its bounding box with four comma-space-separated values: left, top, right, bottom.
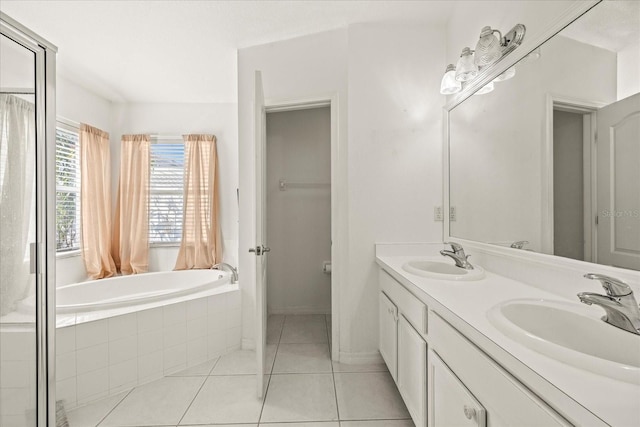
1, 12, 57, 427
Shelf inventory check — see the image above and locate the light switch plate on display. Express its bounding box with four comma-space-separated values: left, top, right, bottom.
434, 206, 444, 221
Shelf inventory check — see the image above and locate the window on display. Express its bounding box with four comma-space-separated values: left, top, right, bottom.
149, 141, 185, 243
55, 126, 81, 252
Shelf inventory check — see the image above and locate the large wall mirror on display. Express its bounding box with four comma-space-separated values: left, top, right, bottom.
448, 0, 640, 271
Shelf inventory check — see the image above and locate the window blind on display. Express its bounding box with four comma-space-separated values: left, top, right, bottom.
55, 127, 81, 251
149, 142, 185, 243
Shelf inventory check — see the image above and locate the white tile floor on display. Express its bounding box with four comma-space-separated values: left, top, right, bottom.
65, 314, 414, 427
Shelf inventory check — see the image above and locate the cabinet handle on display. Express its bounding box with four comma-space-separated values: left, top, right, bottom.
463, 405, 476, 420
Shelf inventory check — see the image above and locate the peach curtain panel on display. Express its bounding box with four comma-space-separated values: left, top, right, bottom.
174, 134, 222, 270
80, 124, 116, 279
113, 134, 150, 274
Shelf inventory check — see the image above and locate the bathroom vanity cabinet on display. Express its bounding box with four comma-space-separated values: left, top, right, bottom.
379, 268, 572, 427
379, 270, 428, 427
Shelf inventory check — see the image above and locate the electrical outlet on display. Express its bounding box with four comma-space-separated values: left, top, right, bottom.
450, 206, 457, 221
434, 206, 443, 221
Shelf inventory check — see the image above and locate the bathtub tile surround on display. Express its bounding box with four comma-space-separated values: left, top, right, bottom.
56, 287, 241, 409
64, 315, 412, 426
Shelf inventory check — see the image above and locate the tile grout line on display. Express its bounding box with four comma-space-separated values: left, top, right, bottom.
258, 314, 284, 423
174, 370, 210, 426
94, 387, 135, 427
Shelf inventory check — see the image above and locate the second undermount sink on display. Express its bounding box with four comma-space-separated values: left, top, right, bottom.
402, 258, 485, 281
488, 299, 640, 384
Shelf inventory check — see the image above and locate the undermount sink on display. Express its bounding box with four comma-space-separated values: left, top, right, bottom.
402, 258, 485, 281
488, 299, 640, 384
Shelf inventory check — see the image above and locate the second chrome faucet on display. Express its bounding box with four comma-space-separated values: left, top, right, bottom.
578, 274, 640, 335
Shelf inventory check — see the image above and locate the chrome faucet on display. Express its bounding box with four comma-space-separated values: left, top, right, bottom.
510, 240, 529, 249
577, 274, 640, 335
440, 242, 474, 270
212, 262, 238, 284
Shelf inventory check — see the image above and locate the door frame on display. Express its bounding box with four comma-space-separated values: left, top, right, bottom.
263, 92, 341, 360
543, 94, 606, 261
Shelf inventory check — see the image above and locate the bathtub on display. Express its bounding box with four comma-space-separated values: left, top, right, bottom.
44, 269, 242, 409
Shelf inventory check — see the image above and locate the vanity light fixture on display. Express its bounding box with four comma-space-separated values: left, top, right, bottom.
455, 47, 478, 82
443, 23, 526, 95
493, 67, 516, 82
440, 64, 462, 94
473, 81, 494, 95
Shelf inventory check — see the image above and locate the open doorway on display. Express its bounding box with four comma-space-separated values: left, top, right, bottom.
552, 106, 595, 262
264, 105, 333, 365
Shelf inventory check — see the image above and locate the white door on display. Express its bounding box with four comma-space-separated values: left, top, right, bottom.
253, 70, 270, 397
596, 93, 640, 270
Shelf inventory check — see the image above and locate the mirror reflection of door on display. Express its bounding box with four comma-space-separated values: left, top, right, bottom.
596, 93, 640, 270
552, 93, 640, 271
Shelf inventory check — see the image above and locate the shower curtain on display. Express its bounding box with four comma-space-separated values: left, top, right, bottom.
0, 95, 36, 316
174, 134, 222, 270
80, 123, 117, 279
112, 134, 150, 274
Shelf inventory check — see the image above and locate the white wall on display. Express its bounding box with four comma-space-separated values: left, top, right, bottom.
345, 23, 445, 358
238, 29, 349, 350
110, 102, 239, 270
238, 23, 445, 359
56, 76, 113, 287
618, 41, 640, 100
266, 107, 332, 315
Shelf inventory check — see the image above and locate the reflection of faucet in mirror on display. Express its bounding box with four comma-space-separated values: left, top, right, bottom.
577, 274, 640, 335
440, 242, 474, 270
510, 240, 529, 249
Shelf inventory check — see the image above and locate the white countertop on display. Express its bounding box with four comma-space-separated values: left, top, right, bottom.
376, 245, 640, 427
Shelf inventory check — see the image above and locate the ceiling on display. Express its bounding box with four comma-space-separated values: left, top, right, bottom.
0, 0, 454, 103
561, 0, 640, 53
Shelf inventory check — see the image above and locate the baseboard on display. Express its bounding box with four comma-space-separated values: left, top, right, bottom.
242, 338, 255, 350
339, 350, 384, 365
269, 307, 331, 316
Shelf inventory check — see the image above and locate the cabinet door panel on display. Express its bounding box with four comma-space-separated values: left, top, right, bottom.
379, 291, 398, 381
398, 315, 427, 427
430, 349, 486, 427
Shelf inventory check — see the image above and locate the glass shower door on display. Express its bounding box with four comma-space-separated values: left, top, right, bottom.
0, 31, 38, 427
1, 15, 57, 427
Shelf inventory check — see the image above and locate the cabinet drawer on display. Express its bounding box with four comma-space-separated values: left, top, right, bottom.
379, 269, 428, 335
430, 313, 572, 427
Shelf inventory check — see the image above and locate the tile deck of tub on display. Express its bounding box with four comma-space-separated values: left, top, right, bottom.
66, 314, 414, 427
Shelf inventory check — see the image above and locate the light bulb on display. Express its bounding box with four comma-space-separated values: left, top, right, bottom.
474, 26, 503, 67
